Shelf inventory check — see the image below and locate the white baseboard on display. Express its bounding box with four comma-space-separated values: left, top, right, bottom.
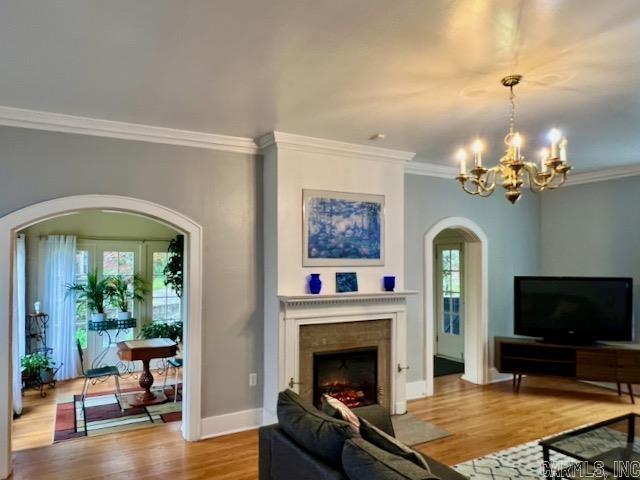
487, 367, 512, 384
406, 380, 429, 400
200, 408, 264, 439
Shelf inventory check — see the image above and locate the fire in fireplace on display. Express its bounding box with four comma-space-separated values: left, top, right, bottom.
313, 347, 378, 409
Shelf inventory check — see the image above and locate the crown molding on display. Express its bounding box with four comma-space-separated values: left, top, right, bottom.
0, 106, 258, 154
567, 164, 640, 186
257, 131, 416, 164
404, 161, 457, 178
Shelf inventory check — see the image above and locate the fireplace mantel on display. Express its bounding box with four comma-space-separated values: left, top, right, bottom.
279, 291, 418, 308
263, 290, 416, 423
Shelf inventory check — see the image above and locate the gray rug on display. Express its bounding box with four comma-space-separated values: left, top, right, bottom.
391, 413, 451, 446
453, 427, 631, 479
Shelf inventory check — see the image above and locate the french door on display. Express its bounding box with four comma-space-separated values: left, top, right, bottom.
76, 240, 143, 368
436, 243, 464, 361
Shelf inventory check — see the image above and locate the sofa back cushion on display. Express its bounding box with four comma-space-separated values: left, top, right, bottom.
359, 417, 432, 471
342, 438, 441, 480
277, 389, 358, 470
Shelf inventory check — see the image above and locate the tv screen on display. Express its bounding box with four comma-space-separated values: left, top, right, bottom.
514, 276, 633, 341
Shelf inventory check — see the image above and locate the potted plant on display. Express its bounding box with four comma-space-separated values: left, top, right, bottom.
66, 269, 110, 322
107, 275, 149, 320
139, 321, 183, 343
20, 352, 55, 384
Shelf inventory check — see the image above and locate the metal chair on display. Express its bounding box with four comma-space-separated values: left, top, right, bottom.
163, 356, 183, 403
76, 339, 123, 416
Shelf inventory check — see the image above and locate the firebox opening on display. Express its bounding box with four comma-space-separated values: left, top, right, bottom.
313, 346, 378, 409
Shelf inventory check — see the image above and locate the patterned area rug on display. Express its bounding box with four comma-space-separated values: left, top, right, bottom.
54, 383, 182, 443
453, 426, 635, 479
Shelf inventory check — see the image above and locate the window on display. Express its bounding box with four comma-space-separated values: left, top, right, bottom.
441, 247, 462, 336
102, 250, 135, 320
74, 249, 89, 349
152, 251, 181, 323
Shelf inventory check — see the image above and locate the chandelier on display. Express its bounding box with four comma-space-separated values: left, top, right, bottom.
455, 74, 571, 204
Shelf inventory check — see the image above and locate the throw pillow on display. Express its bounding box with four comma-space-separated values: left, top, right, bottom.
342, 438, 440, 480
359, 416, 432, 471
277, 389, 358, 470
321, 394, 361, 432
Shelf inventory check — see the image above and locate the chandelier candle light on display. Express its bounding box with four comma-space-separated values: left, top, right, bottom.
455, 74, 571, 204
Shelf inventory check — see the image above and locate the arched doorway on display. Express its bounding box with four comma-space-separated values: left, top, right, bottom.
0, 195, 203, 479
423, 217, 488, 396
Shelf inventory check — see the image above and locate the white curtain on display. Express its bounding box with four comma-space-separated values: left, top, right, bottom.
40, 235, 80, 380
12, 234, 26, 415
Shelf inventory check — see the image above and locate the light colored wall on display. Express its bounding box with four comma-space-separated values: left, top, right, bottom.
540, 176, 640, 339
404, 174, 541, 382
21, 210, 177, 310
275, 149, 405, 294
262, 144, 406, 416
0, 126, 262, 418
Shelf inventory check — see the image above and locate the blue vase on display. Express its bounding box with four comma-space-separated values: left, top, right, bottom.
383, 276, 396, 292
309, 274, 322, 294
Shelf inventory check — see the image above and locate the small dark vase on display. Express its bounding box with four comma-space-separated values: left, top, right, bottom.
383, 276, 396, 292
308, 274, 322, 294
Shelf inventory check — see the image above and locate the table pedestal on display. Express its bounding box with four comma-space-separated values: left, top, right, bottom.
128, 359, 167, 406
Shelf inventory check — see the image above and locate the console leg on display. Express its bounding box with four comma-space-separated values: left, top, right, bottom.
516, 374, 523, 392
617, 382, 622, 396
512, 374, 517, 391
628, 384, 635, 404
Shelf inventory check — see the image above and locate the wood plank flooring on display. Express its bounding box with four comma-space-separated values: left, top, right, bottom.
12, 373, 181, 452
11, 375, 640, 479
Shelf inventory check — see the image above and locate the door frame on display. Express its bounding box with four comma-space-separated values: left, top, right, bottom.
423, 217, 488, 396
0, 195, 203, 479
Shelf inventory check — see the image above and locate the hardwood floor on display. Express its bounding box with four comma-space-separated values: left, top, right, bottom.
13, 373, 181, 452
11, 375, 640, 479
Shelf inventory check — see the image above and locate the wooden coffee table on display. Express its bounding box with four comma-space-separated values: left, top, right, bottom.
117, 338, 178, 406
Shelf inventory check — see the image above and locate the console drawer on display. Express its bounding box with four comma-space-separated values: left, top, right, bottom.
576, 350, 617, 381
617, 350, 640, 384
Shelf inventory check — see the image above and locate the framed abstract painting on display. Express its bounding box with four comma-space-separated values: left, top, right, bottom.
303, 189, 385, 266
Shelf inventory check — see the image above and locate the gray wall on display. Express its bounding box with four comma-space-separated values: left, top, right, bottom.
541, 176, 640, 339
1, 126, 263, 417
404, 174, 541, 381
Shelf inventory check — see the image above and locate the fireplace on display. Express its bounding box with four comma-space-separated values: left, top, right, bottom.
313, 347, 378, 409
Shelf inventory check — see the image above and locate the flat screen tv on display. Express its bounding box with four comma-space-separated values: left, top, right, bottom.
514, 276, 633, 342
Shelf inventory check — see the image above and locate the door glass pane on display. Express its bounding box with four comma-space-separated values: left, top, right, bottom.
440, 246, 462, 338
74, 250, 89, 349
103, 251, 118, 276
442, 271, 451, 292
443, 313, 451, 333
102, 250, 135, 343
450, 271, 460, 293
450, 249, 460, 270
452, 314, 460, 335
442, 250, 450, 270
152, 251, 181, 324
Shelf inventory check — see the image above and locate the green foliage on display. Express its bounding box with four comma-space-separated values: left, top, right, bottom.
65, 270, 110, 314
139, 321, 183, 342
76, 328, 88, 350
163, 235, 184, 298
20, 353, 55, 376
107, 274, 149, 312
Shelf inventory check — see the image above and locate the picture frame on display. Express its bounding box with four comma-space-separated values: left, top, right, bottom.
336, 272, 358, 293
302, 189, 385, 266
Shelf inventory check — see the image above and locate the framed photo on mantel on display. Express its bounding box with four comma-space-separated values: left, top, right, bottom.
302, 189, 385, 267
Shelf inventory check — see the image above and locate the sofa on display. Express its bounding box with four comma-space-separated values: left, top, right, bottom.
259, 391, 467, 480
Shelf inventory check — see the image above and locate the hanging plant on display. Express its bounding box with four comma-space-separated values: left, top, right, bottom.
164, 234, 184, 298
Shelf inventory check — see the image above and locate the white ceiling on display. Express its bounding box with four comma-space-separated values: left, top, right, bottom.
1, 0, 639, 170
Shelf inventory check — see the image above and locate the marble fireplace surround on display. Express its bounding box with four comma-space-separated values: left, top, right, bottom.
268, 292, 417, 421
